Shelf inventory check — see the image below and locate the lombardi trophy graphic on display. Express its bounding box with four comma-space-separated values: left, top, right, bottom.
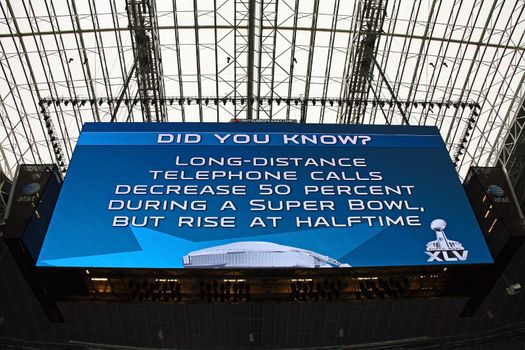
425, 219, 468, 262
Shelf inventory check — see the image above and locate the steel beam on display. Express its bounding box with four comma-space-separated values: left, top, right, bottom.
126, 0, 167, 122
1, 25, 524, 52
341, 0, 387, 124
246, 0, 256, 120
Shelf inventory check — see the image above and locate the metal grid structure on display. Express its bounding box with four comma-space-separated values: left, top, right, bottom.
0, 0, 523, 182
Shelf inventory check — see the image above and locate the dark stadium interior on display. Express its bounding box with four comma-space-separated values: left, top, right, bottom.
1, 237, 525, 349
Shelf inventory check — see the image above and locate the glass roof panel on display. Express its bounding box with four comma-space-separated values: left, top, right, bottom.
0, 0, 523, 179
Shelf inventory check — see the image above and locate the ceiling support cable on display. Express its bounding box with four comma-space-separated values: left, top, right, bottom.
4, 1, 51, 161
383, 1, 422, 124
434, 2, 499, 173
0, 2, 45, 163
172, 0, 186, 122
479, 30, 525, 167
319, 0, 341, 124
25, 0, 83, 159
371, 55, 408, 125
111, 63, 137, 122
445, 2, 503, 146
233, 0, 250, 119
336, 1, 359, 124
300, 0, 320, 124
366, 69, 390, 125
109, 0, 136, 122
284, 0, 300, 121
457, 3, 523, 173
87, 0, 118, 121
213, 0, 220, 122
435, 1, 488, 135
68, 0, 101, 122
369, 1, 400, 125
44, 0, 80, 154
419, 0, 463, 127
403, 0, 440, 125
254, 0, 265, 120
193, 0, 204, 122
267, 0, 280, 120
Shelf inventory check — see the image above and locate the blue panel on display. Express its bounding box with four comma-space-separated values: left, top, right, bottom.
37, 123, 493, 268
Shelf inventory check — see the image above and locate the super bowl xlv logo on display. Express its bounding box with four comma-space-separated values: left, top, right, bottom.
425, 219, 469, 262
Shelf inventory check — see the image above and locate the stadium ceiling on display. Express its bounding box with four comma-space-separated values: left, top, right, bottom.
0, 0, 524, 180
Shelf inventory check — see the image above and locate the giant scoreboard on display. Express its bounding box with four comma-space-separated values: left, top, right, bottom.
36, 123, 493, 269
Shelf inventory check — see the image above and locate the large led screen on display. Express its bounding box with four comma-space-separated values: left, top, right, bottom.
37, 123, 493, 268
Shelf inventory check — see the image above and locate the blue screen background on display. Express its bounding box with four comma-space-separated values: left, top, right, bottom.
36, 123, 493, 268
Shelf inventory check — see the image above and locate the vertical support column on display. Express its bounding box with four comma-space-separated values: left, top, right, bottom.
252, 0, 279, 120
126, 0, 167, 122
338, 0, 387, 124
